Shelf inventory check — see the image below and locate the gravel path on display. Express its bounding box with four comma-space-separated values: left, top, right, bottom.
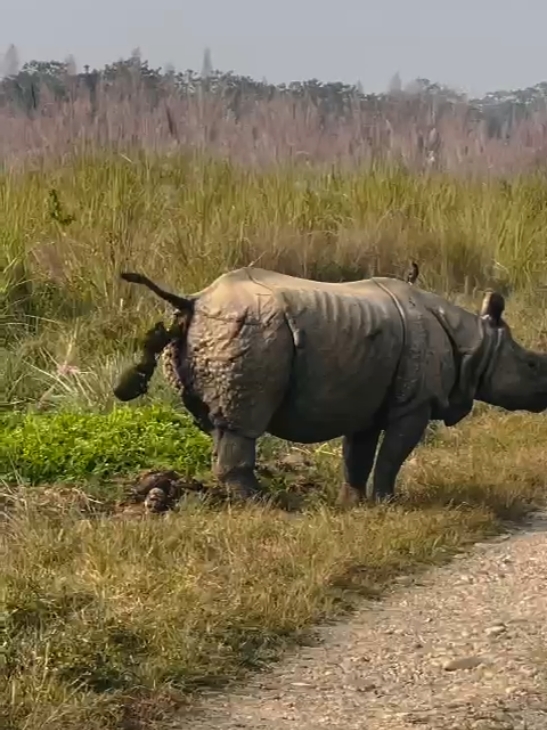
185, 512, 547, 730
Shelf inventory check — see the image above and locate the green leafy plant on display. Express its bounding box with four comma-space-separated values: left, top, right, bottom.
0, 404, 211, 484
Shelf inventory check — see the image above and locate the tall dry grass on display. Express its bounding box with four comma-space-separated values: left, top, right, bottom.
4, 145, 547, 411
1, 74, 547, 174
3, 151, 547, 410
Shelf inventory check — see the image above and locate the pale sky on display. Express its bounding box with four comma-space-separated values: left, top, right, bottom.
1, 0, 544, 96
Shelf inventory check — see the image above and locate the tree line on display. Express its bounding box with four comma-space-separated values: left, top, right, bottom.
1, 44, 546, 141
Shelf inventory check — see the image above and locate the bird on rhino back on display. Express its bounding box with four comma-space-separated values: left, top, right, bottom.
113, 266, 547, 505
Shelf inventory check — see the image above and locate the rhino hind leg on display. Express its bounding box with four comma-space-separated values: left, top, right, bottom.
337, 426, 382, 508
212, 428, 262, 502
371, 404, 431, 501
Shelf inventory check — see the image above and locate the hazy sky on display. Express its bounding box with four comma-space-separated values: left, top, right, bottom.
1, 0, 545, 96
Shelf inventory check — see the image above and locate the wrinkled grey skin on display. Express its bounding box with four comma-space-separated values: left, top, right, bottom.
114, 267, 547, 504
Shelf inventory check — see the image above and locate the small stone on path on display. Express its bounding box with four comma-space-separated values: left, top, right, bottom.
443, 655, 484, 672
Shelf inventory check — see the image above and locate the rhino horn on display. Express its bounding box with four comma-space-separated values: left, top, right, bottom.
120, 272, 193, 312
480, 290, 505, 326
406, 261, 419, 285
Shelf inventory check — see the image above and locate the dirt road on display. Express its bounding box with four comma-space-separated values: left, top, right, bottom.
185, 512, 547, 730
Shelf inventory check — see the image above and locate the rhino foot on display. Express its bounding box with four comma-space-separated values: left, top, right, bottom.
370, 404, 431, 501
336, 483, 365, 509
212, 429, 264, 504
340, 428, 382, 508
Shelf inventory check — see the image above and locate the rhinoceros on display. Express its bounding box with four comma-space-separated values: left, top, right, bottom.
113, 266, 547, 504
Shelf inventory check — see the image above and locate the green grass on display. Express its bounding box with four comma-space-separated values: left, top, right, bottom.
1, 405, 210, 485
4, 151, 547, 729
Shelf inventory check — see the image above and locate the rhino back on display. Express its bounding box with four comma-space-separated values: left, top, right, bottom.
193, 266, 396, 302
267, 281, 404, 443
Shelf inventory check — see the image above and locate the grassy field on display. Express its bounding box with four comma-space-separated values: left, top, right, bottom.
3, 152, 547, 729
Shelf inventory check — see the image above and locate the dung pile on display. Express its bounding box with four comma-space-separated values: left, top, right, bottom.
117, 469, 211, 514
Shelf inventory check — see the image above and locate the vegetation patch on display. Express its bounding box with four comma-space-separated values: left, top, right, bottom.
0, 405, 211, 485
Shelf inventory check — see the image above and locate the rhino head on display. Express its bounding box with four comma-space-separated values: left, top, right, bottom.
476, 291, 547, 413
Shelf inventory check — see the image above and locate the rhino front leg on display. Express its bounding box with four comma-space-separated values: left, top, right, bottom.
212, 428, 262, 501
337, 426, 382, 507
371, 404, 431, 502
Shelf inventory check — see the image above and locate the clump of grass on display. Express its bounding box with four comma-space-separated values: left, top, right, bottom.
0, 496, 499, 730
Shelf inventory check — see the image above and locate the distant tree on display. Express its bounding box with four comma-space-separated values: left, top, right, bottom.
64, 54, 77, 75
2, 44, 20, 78
404, 77, 431, 95
388, 71, 402, 94
201, 47, 213, 78
0, 49, 544, 142
2, 59, 70, 114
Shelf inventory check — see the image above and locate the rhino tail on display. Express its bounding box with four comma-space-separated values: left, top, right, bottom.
120, 271, 193, 312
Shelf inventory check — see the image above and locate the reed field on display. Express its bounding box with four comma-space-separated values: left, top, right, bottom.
3, 75, 547, 729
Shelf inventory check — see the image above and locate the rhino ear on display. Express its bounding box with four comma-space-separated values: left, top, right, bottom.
406, 261, 419, 285
480, 290, 505, 327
